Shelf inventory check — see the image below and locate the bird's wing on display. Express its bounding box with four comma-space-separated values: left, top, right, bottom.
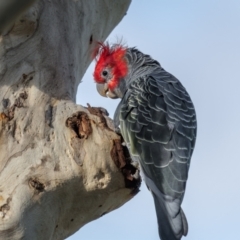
115, 68, 197, 240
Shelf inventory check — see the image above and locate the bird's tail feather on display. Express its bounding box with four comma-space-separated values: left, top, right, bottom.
152, 192, 188, 240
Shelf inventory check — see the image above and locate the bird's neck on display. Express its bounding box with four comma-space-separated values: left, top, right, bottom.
124, 48, 161, 83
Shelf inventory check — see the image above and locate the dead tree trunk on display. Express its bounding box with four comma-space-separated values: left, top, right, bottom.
0, 1, 140, 239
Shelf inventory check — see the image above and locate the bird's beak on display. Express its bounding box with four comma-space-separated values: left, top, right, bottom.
96, 83, 118, 99
96, 83, 108, 97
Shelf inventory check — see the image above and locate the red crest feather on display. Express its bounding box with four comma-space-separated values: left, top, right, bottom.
93, 42, 128, 90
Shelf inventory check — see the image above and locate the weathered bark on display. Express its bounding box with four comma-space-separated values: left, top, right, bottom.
0, 1, 140, 239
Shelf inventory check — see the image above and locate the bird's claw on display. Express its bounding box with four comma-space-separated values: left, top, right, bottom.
114, 126, 121, 134
99, 107, 109, 116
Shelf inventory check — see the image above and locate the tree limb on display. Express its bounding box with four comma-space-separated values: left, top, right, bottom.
0, 1, 138, 239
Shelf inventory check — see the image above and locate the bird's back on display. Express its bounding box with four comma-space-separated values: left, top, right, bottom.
115, 67, 197, 239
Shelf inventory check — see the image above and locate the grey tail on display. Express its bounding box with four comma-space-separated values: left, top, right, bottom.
152, 192, 188, 240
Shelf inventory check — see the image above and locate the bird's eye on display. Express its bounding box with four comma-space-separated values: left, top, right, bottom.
102, 70, 108, 77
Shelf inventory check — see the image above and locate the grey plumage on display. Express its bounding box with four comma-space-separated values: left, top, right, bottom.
95, 46, 197, 240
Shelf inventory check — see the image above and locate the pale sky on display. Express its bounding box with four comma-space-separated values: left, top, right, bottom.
69, 1, 240, 239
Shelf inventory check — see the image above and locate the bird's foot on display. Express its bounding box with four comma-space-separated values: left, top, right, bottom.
114, 126, 121, 135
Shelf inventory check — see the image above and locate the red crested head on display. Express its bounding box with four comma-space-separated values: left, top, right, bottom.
93, 42, 128, 91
